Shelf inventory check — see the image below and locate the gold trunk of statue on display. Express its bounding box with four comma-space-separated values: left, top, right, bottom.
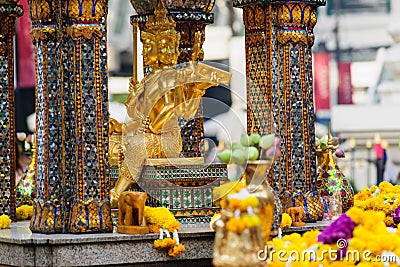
110, 1, 231, 208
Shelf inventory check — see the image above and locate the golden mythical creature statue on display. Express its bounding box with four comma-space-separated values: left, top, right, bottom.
110, 1, 231, 207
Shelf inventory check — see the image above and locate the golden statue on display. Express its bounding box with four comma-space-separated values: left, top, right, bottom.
110, 1, 231, 208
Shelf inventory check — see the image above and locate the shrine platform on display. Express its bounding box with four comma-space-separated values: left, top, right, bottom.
0, 221, 331, 266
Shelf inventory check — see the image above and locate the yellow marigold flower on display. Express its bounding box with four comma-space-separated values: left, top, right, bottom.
384, 216, 394, 226
280, 213, 292, 229
370, 185, 379, 196
228, 198, 241, 210
226, 217, 246, 234
144, 206, 180, 233
168, 244, 185, 257
242, 214, 260, 228
149, 224, 159, 233
395, 247, 400, 257
0, 214, 11, 229
240, 196, 259, 210
379, 181, 393, 192
348, 237, 366, 252
16, 206, 29, 221
302, 230, 320, 247
353, 199, 366, 210
347, 207, 364, 224
17, 205, 33, 219
282, 233, 301, 243
154, 237, 176, 249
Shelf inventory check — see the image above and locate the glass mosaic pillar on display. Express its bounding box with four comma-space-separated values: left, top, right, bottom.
29, 0, 67, 233
233, 0, 325, 195
0, 1, 23, 219
130, 0, 214, 157
29, 0, 112, 233
64, 0, 112, 233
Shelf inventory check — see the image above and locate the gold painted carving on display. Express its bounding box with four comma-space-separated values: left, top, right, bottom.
274, 3, 317, 46
66, 25, 102, 40
67, 0, 107, 20
30, 27, 56, 42
29, 0, 56, 22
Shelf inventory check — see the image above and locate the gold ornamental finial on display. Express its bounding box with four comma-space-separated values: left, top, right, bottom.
145, 0, 176, 34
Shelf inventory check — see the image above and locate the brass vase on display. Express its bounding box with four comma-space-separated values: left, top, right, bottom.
243, 160, 275, 242
212, 209, 265, 267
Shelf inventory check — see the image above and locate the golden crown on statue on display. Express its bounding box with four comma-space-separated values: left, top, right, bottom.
145, 1, 177, 34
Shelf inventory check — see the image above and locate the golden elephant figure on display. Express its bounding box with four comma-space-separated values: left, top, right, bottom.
287, 206, 305, 227
118, 191, 147, 230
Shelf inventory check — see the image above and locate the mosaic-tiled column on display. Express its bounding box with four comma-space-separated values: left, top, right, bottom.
272, 1, 324, 195
64, 0, 112, 233
0, 1, 23, 219
29, 0, 112, 233
233, 0, 325, 194
130, 0, 214, 157
29, 0, 65, 233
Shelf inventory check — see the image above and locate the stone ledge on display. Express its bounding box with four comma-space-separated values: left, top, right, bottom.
0, 221, 330, 266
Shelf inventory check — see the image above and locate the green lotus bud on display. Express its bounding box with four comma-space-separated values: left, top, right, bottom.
260, 134, 275, 149
249, 134, 261, 146
319, 135, 328, 150
240, 134, 253, 147
232, 149, 247, 165
217, 150, 232, 164
247, 146, 259, 161
320, 143, 327, 151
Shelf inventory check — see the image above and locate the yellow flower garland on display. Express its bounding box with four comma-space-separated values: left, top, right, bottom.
267, 207, 400, 266
354, 182, 400, 226
144, 206, 180, 233
144, 206, 185, 258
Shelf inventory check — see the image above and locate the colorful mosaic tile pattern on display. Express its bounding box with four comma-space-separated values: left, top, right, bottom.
0, 4, 22, 219
132, 163, 229, 223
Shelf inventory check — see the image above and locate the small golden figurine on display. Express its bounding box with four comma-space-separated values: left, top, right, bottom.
117, 191, 149, 234
110, 1, 231, 207
287, 206, 305, 227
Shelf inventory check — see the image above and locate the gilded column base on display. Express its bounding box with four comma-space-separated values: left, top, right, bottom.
68, 199, 112, 233
280, 190, 324, 223
30, 199, 63, 233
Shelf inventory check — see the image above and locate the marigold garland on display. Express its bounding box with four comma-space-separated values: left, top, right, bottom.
267, 206, 400, 266
144, 206, 185, 258
226, 217, 246, 233
354, 182, 400, 226
0, 214, 11, 229
168, 244, 185, 257
144, 206, 180, 233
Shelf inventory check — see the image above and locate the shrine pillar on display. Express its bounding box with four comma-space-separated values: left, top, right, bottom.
29, 0, 112, 233
64, 0, 112, 233
130, 0, 214, 157
0, 0, 23, 219
233, 0, 326, 219
29, 0, 65, 233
